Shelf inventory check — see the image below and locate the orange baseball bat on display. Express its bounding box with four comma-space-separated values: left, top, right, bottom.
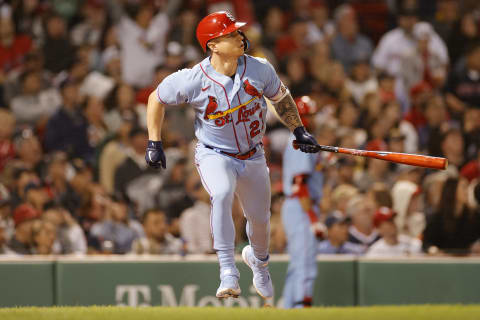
293, 141, 448, 170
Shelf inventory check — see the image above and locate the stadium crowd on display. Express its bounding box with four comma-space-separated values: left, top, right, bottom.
1, 0, 480, 257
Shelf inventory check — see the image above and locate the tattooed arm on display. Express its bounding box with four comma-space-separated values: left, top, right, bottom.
270, 90, 320, 153
272, 93, 303, 131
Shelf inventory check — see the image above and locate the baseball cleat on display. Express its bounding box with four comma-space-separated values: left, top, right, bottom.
216, 276, 241, 299
242, 245, 273, 299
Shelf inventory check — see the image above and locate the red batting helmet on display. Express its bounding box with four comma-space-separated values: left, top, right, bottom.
196, 11, 247, 52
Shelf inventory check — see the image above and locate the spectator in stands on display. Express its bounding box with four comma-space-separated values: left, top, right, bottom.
418, 95, 448, 155
331, 4, 373, 73
31, 219, 58, 255
366, 207, 422, 256
43, 13, 75, 74
446, 41, 480, 119
391, 179, 425, 238
180, 177, 213, 254
275, 16, 310, 60
423, 177, 480, 255
130, 209, 183, 255
12, 128, 44, 174
447, 13, 480, 68
23, 181, 49, 212
10, 70, 61, 127
114, 127, 161, 212
0, 15, 32, 73
440, 128, 465, 171
8, 203, 40, 254
156, 156, 192, 232
0, 109, 15, 172
0, 218, 14, 255
83, 95, 108, 149
306, 2, 335, 44
345, 59, 378, 106
42, 206, 87, 255
117, 2, 169, 87
318, 211, 362, 254
261, 7, 284, 51
0, 184, 13, 241
346, 195, 380, 253
90, 198, 144, 254
44, 78, 93, 161
71, 0, 108, 48
105, 83, 145, 132
355, 158, 391, 192
8, 168, 40, 210
372, 6, 448, 108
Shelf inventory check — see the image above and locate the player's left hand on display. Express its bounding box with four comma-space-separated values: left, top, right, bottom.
145, 140, 166, 169
293, 126, 320, 153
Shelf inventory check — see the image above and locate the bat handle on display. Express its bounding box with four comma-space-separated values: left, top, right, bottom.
292, 140, 338, 153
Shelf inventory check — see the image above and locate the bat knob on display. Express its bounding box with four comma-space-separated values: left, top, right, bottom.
292, 140, 299, 150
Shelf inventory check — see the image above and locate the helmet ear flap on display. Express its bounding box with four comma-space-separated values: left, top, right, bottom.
238, 30, 250, 52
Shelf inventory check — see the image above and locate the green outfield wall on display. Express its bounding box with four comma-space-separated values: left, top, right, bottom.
0, 256, 479, 308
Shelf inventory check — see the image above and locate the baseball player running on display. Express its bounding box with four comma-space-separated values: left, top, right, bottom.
282, 96, 325, 308
145, 11, 319, 302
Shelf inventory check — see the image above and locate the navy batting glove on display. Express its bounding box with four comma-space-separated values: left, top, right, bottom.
293, 126, 320, 153
145, 140, 166, 169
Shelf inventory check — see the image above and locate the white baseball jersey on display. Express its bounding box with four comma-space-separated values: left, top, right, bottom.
156, 54, 283, 153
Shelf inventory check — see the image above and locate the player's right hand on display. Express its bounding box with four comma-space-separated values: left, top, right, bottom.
145, 140, 166, 169
293, 126, 320, 153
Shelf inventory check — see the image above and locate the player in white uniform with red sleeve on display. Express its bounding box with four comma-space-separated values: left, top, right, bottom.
145, 11, 320, 303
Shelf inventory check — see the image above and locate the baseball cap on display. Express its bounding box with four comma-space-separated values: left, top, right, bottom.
13, 204, 41, 227
373, 206, 397, 228
325, 211, 351, 229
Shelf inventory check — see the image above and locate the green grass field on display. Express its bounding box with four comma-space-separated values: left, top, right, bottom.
1, 305, 480, 320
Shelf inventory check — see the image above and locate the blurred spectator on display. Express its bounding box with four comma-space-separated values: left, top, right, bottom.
44, 79, 93, 160
43, 152, 81, 216
42, 206, 87, 255
355, 158, 391, 192
114, 127, 161, 213
43, 13, 75, 74
306, 2, 335, 44
90, 199, 144, 254
8, 167, 40, 209
391, 179, 425, 238
331, 4, 373, 73
130, 209, 183, 255
23, 181, 49, 212
447, 13, 480, 67
318, 212, 362, 254
10, 70, 61, 127
0, 218, 14, 254
423, 177, 480, 255
446, 41, 480, 119
11, 0, 45, 46
401, 22, 448, 92
105, 83, 145, 132
71, 0, 108, 48
440, 128, 465, 170
0, 16, 32, 73
345, 60, 378, 106
372, 6, 448, 108
12, 128, 44, 172
284, 55, 312, 97
418, 94, 448, 155
0, 109, 15, 172
432, 0, 460, 43
117, 2, 169, 87
156, 156, 192, 227
180, 176, 213, 254
261, 7, 284, 51
83, 95, 108, 148
31, 219, 58, 254
8, 203, 40, 254
346, 195, 380, 253
275, 16, 310, 60
366, 206, 422, 256
0, 184, 13, 240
